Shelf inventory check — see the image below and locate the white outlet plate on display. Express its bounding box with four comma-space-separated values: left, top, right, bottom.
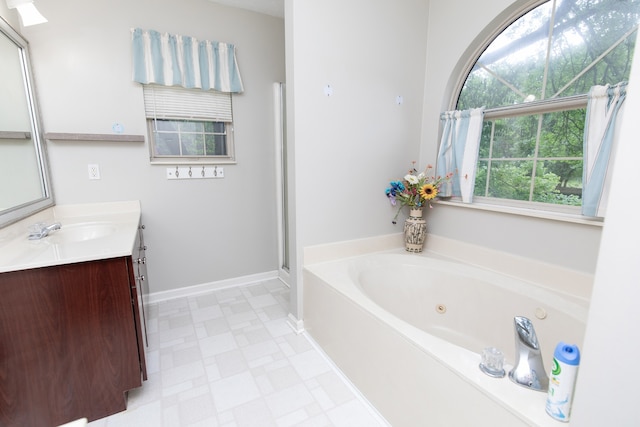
88, 164, 100, 180
166, 166, 224, 180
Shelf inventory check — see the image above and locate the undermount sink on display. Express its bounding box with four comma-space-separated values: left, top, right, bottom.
0, 201, 141, 273
49, 222, 118, 243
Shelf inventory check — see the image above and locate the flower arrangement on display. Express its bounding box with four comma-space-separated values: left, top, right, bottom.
385, 162, 451, 224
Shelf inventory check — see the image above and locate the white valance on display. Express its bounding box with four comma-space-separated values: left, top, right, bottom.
131, 28, 244, 93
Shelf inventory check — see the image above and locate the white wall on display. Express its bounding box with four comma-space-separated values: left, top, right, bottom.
285, 0, 429, 320
287, 0, 601, 277
287, 0, 429, 246
570, 29, 640, 427
0, 2, 18, 28
7, 0, 285, 294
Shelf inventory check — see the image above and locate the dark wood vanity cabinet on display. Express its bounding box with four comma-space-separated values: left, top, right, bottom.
0, 223, 149, 426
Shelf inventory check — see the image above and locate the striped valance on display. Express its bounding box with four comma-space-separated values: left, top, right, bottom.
131, 28, 244, 93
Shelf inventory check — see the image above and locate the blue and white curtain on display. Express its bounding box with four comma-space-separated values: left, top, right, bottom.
436, 108, 485, 203
131, 28, 244, 93
582, 82, 627, 217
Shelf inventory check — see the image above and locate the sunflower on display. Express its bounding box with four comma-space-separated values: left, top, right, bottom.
419, 183, 438, 200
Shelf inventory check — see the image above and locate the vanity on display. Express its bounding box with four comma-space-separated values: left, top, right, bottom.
0, 201, 148, 426
0, 11, 149, 426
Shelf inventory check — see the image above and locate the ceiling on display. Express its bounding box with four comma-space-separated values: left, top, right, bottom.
207, 0, 284, 18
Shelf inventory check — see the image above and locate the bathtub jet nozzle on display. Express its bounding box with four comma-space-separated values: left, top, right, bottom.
508, 316, 549, 392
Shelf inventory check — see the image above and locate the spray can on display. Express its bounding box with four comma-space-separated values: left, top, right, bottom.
545, 342, 580, 422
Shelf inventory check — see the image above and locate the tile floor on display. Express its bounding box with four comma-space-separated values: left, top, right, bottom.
88, 279, 390, 427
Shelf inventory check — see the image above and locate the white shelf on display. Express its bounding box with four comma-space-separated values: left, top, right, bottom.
44, 133, 145, 143
0, 131, 31, 139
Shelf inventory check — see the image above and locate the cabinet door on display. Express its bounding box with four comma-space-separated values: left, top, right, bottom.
0, 258, 141, 426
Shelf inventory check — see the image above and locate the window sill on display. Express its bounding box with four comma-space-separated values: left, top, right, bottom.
435, 198, 604, 227
150, 159, 237, 166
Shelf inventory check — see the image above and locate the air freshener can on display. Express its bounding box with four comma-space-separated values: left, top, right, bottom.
545, 342, 580, 422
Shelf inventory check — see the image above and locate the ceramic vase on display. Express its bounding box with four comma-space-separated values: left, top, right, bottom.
403, 208, 427, 253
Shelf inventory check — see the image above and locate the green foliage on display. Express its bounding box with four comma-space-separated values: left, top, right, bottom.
475, 161, 582, 206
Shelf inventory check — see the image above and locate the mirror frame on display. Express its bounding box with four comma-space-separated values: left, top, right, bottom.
0, 17, 53, 228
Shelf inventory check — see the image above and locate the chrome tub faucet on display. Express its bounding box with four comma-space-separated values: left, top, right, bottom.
509, 316, 549, 391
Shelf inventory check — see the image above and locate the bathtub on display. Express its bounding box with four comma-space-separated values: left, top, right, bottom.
303, 250, 589, 427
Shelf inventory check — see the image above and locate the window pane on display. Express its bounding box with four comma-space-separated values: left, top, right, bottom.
181, 133, 205, 156
205, 134, 227, 155
490, 116, 538, 158
475, 160, 489, 196
150, 118, 232, 158
204, 122, 226, 133
478, 122, 493, 158
487, 161, 534, 201
538, 109, 585, 158
156, 120, 179, 132
458, 2, 553, 109
457, 0, 640, 110
155, 132, 180, 155
546, 0, 640, 98
180, 121, 203, 132
535, 160, 582, 205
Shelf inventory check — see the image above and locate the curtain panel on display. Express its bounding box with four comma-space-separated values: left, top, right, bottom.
131, 28, 244, 93
436, 108, 485, 203
582, 82, 627, 217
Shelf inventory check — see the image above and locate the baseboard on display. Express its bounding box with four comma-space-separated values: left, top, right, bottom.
147, 270, 279, 304
286, 313, 304, 334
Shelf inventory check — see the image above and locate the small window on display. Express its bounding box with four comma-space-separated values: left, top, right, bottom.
143, 85, 235, 164
456, 0, 640, 214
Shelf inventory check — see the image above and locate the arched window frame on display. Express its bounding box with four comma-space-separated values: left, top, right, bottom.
447, 0, 551, 112
441, 0, 637, 224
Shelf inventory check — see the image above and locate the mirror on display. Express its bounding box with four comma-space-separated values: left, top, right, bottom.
0, 17, 53, 228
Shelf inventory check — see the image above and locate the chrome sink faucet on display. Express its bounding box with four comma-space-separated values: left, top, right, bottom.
508, 316, 549, 391
28, 222, 62, 240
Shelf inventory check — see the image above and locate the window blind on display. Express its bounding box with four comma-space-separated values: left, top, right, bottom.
143, 85, 233, 122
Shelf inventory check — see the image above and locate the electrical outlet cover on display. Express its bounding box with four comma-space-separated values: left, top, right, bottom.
88, 164, 100, 180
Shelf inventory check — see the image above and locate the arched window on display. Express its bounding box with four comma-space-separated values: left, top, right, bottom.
455, 0, 640, 215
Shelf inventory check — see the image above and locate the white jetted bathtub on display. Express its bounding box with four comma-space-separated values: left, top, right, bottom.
303, 249, 590, 427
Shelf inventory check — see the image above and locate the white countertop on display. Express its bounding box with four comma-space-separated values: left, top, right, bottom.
0, 201, 141, 273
